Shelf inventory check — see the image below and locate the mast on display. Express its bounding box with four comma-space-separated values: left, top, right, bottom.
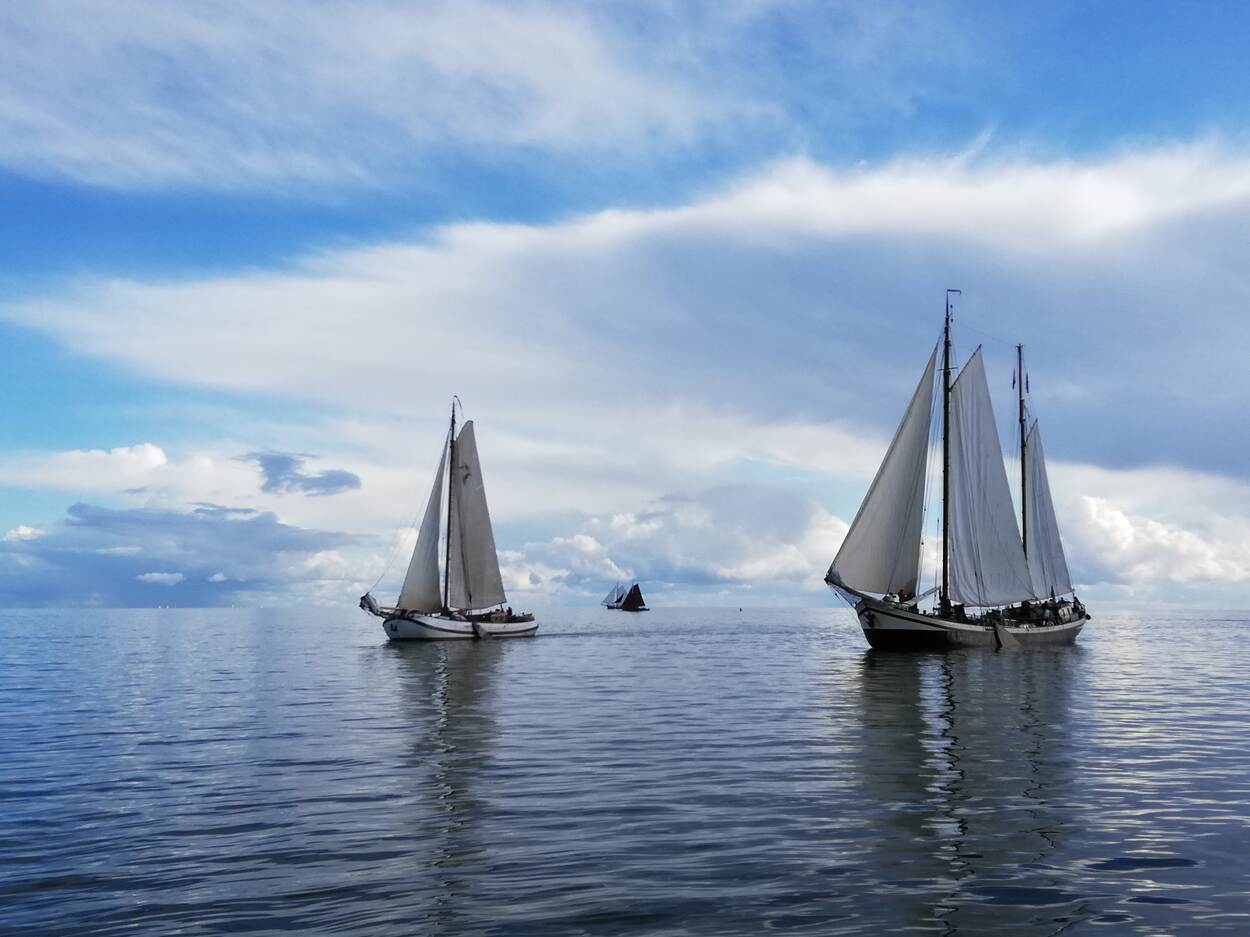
442, 399, 456, 613
1018, 344, 1027, 557
941, 289, 959, 613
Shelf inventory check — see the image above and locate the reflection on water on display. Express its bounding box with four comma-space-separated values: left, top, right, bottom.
393, 642, 501, 934
848, 649, 1087, 934
0, 607, 1247, 935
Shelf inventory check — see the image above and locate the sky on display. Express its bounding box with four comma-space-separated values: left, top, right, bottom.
3, 0, 1250, 608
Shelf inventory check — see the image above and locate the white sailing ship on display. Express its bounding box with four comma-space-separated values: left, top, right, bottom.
826, 291, 1089, 649
360, 402, 537, 640
601, 583, 628, 609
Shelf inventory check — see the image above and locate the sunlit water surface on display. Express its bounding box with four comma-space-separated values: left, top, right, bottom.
2, 607, 1248, 935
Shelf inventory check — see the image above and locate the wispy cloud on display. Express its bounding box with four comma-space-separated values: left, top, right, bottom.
0, 1, 992, 192
0, 1, 724, 190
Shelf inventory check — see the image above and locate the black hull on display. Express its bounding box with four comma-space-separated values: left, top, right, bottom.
836, 589, 1086, 651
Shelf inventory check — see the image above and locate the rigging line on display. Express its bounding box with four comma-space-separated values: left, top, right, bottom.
956, 319, 1046, 350
366, 502, 424, 594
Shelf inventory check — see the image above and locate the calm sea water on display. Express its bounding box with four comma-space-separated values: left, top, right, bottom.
2, 607, 1248, 935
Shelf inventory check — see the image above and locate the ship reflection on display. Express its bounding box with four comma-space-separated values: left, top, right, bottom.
390, 641, 503, 934
852, 648, 1088, 934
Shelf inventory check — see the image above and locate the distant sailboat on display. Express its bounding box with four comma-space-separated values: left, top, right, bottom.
360, 401, 537, 640
619, 583, 648, 612
601, 583, 628, 608
825, 291, 1089, 649
602, 582, 648, 612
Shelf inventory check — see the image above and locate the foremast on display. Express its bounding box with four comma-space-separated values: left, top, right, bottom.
1018, 343, 1027, 559
442, 398, 456, 614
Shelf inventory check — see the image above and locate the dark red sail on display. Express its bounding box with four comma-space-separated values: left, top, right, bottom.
620, 583, 648, 612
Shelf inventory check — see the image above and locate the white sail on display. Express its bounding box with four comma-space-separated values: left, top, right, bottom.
446, 421, 508, 611
397, 442, 447, 612
602, 583, 625, 606
828, 346, 937, 596
1024, 422, 1073, 597
947, 349, 1036, 606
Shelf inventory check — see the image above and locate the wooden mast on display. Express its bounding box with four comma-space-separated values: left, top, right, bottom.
941, 289, 959, 615
1018, 344, 1027, 557
442, 399, 456, 613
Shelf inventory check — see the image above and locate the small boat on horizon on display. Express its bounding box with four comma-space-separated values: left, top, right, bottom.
826, 291, 1089, 650
360, 400, 537, 640
602, 582, 649, 612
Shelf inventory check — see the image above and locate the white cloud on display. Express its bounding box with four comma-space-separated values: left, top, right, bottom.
5, 147, 1250, 605
3, 525, 45, 542
207, 572, 228, 583
96, 545, 143, 556
0, 0, 721, 190
0, 444, 168, 491
136, 571, 185, 586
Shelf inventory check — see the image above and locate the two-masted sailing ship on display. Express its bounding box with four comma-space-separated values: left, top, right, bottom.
360, 402, 537, 640
826, 292, 1089, 649
602, 582, 649, 612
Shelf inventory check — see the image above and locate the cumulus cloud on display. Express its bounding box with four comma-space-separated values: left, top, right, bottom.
242, 451, 362, 497
3, 525, 44, 542
480, 484, 849, 606
0, 444, 169, 491
0, 502, 357, 606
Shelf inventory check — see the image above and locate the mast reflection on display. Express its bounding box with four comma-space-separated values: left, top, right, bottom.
390, 641, 502, 934
853, 648, 1084, 934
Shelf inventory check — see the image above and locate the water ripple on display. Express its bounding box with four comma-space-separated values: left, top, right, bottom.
0, 608, 1247, 934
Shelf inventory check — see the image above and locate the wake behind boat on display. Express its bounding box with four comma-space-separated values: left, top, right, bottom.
826, 291, 1089, 650
360, 401, 537, 640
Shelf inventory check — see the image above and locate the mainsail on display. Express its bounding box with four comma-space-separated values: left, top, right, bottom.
827, 346, 937, 596
1024, 422, 1073, 597
602, 583, 626, 607
946, 349, 1036, 606
620, 583, 646, 611
446, 421, 508, 611
397, 444, 447, 612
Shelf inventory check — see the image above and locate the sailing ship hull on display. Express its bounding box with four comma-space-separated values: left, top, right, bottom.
383, 614, 538, 641
851, 594, 1084, 650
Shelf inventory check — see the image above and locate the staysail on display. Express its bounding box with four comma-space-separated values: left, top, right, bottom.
946, 349, 1036, 606
1024, 422, 1073, 597
602, 583, 626, 606
397, 442, 447, 612
827, 346, 937, 596
446, 421, 508, 611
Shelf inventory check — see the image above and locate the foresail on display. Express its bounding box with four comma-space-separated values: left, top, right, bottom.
828, 345, 937, 596
446, 421, 508, 611
602, 585, 620, 606
397, 441, 447, 612
947, 349, 1037, 606
1024, 422, 1073, 597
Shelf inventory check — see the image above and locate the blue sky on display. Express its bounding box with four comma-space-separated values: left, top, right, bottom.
3, 1, 1250, 607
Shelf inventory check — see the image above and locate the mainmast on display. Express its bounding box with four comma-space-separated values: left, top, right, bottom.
941, 289, 959, 614
1017, 344, 1027, 557
442, 399, 456, 613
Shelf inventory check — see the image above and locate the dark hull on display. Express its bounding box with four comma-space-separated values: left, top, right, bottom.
848, 592, 1086, 651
